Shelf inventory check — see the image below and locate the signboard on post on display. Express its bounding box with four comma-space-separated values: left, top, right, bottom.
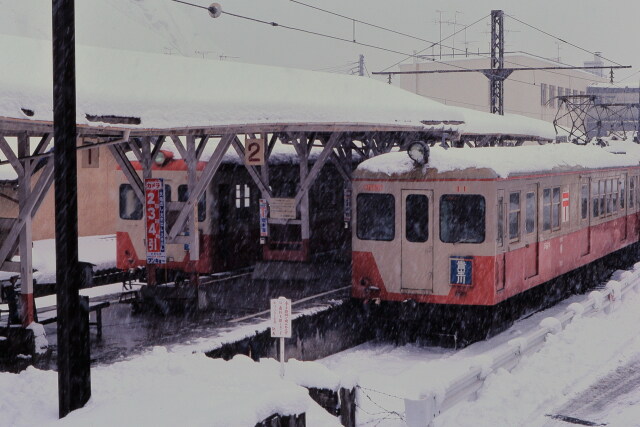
343, 184, 352, 225
259, 199, 269, 242
270, 296, 292, 378
269, 198, 297, 219
145, 178, 166, 264
245, 136, 265, 166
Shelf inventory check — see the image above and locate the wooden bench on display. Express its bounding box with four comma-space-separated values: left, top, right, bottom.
40, 301, 110, 339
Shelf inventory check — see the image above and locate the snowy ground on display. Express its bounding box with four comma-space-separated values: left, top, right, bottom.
3, 267, 640, 425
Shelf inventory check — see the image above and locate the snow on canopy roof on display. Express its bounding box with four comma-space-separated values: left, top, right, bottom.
0, 35, 555, 140
356, 144, 640, 179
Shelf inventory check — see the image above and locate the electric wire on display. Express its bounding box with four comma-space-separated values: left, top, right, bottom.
505, 14, 625, 67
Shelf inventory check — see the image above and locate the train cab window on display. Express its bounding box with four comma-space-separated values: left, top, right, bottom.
356, 193, 395, 241
581, 184, 588, 220
552, 187, 561, 229
508, 192, 521, 240
178, 185, 206, 221
439, 194, 485, 244
405, 195, 429, 242
525, 192, 536, 233
119, 184, 142, 220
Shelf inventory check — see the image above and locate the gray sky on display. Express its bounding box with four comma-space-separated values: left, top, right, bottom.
2, 0, 639, 85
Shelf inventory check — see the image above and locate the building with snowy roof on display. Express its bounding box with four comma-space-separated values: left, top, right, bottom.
398, 54, 608, 127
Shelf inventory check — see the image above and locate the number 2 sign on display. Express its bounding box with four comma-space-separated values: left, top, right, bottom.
245, 136, 265, 166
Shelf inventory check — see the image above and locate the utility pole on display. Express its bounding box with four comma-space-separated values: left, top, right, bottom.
358, 54, 365, 76
435, 10, 445, 60
52, 0, 91, 418
488, 10, 507, 115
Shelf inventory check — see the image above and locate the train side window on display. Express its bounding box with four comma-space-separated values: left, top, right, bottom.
581, 184, 588, 220
405, 195, 429, 242
612, 179, 618, 213
630, 177, 636, 207
552, 187, 561, 229
178, 185, 206, 221
525, 192, 536, 234
439, 194, 485, 244
619, 177, 625, 210
497, 196, 504, 246
543, 188, 551, 230
119, 184, 142, 220
599, 181, 605, 216
592, 181, 599, 217
508, 192, 521, 240
356, 193, 395, 241
165, 185, 172, 203
606, 179, 613, 214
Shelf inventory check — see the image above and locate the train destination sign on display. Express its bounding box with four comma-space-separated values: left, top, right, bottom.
450, 256, 473, 286
145, 178, 166, 264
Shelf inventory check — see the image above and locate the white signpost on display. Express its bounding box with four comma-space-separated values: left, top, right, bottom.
270, 296, 292, 378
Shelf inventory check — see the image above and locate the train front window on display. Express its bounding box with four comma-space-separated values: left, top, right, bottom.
439, 194, 485, 244
119, 184, 142, 220
356, 193, 395, 241
405, 194, 428, 242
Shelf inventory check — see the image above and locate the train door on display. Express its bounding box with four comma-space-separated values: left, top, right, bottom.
579, 178, 591, 256
523, 184, 539, 278
496, 190, 506, 291
400, 190, 433, 293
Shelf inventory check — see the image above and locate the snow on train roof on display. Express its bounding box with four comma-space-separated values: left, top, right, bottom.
356, 144, 640, 179
0, 35, 555, 139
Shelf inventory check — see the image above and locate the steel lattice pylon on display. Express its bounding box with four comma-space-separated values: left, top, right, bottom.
554, 94, 640, 144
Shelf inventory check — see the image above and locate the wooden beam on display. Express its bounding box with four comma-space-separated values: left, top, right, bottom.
0, 136, 24, 176
108, 143, 143, 202
230, 136, 272, 201
34, 133, 53, 155
167, 134, 233, 240
170, 135, 188, 160
149, 135, 166, 161
294, 132, 342, 206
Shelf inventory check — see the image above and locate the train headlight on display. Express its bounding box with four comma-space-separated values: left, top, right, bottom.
154, 151, 166, 166
407, 141, 430, 166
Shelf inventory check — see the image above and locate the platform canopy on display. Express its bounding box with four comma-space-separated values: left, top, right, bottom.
0, 35, 555, 140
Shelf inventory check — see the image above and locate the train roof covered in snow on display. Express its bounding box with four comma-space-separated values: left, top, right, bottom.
0, 35, 554, 140
355, 144, 640, 180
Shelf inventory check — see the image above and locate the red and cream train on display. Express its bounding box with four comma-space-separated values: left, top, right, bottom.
351, 143, 640, 325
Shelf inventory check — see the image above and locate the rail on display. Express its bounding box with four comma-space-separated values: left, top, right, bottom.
404, 265, 640, 427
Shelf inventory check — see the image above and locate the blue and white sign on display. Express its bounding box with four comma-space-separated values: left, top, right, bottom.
259, 199, 268, 238
450, 256, 473, 286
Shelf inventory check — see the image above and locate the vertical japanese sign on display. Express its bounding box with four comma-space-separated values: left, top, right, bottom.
259, 198, 268, 241
270, 296, 292, 378
145, 178, 166, 264
343, 183, 352, 224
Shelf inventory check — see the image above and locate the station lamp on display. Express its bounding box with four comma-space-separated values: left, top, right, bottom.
407, 141, 430, 166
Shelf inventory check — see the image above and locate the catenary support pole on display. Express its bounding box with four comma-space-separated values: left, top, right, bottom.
18, 133, 34, 326
52, 0, 91, 418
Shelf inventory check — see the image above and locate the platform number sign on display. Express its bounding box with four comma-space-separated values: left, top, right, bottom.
245, 136, 265, 166
450, 256, 473, 286
145, 178, 166, 264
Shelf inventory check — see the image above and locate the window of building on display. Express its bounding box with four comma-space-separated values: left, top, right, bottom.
552, 187, 561, 229
178, 185, 206, 221
509, 192, 521, 240
581, 184, 588, 220
549, 86, 556, 108
557, 88, 564, 109
405, 195, 429, 242
573, 89, 578, 96
356, 193, 395, 241
440, 195, 486, 244
541, 83, 548, 106
525, 192, 536, 233
119, 184, 142, 220
235, 184, 251, 208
